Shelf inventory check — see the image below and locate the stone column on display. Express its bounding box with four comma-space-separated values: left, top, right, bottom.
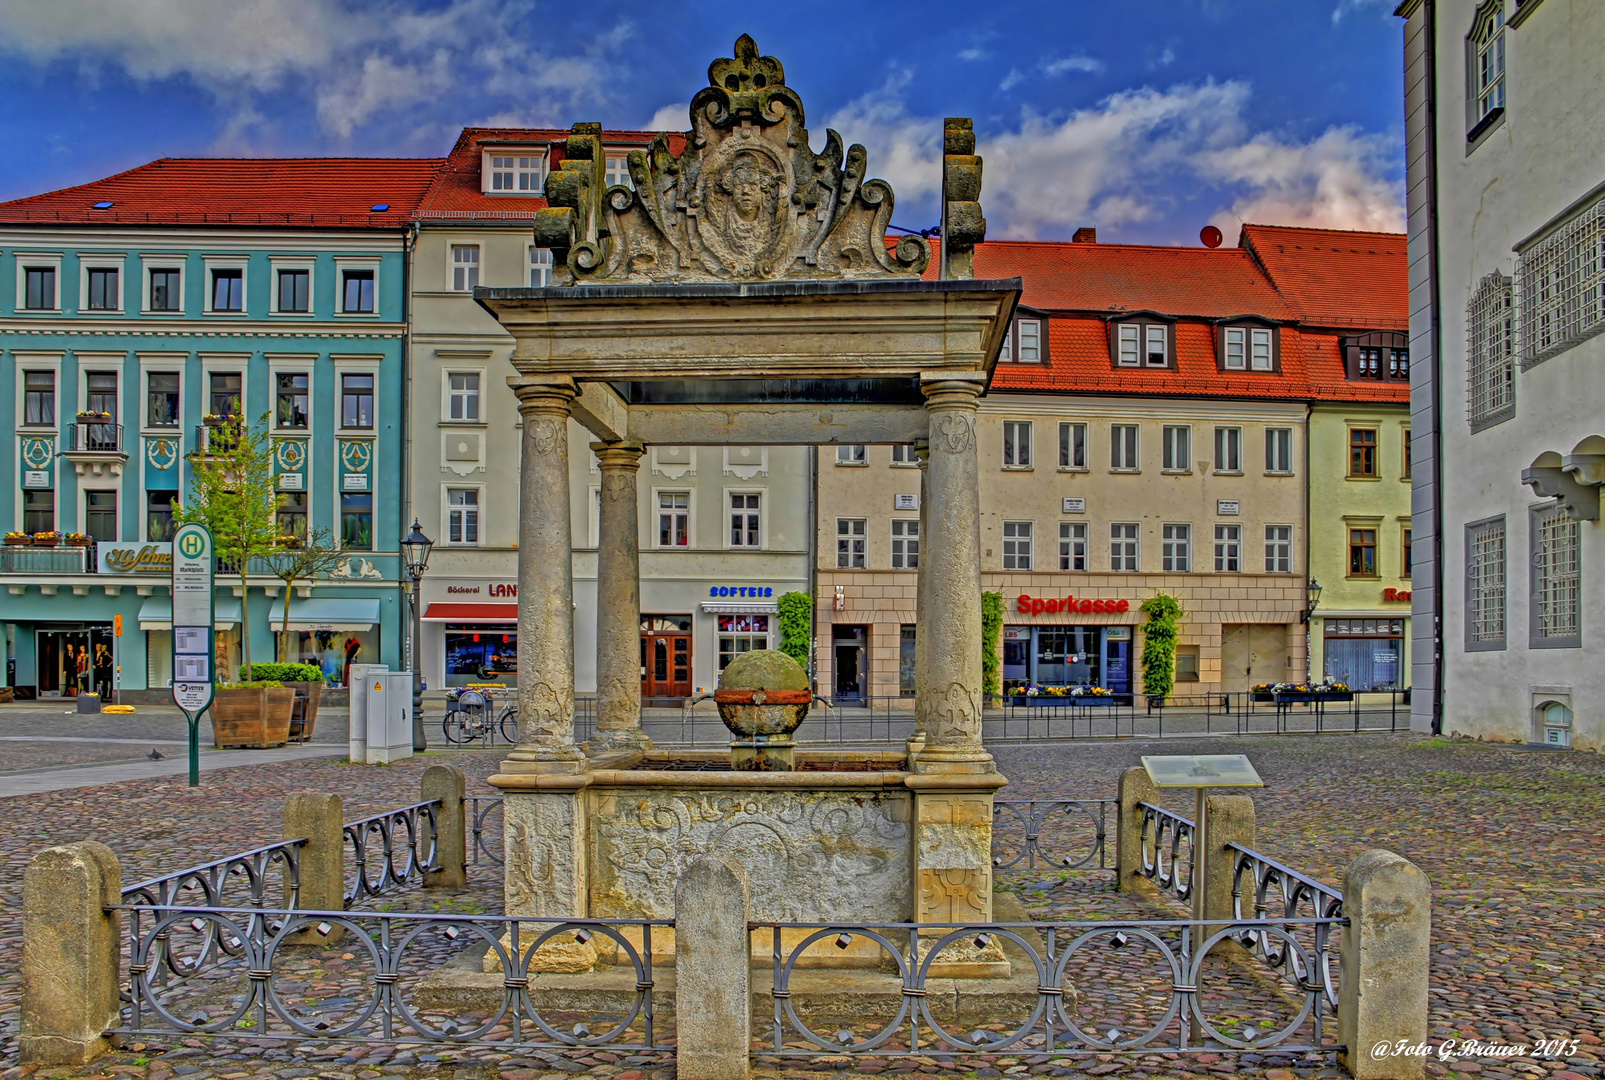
588, 441, 652, 756
914, 377, 993, 773
421, 764, 467, 889
21, 842, 120, 1065
1116, 765, 1158, 893
281, 791, 345, 942
909, 439, 930, 753
675, 853, 752, 1080
1339, 849, 1431, 1080
502, 376, 585, 775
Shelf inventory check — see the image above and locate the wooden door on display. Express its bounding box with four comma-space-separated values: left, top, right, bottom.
1221, 624, 1289, 692
641, 633, 691, 700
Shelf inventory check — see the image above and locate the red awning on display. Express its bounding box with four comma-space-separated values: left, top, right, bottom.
422, 603, 518, 624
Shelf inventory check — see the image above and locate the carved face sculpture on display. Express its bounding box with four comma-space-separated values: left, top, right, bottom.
719, 152, 776, 222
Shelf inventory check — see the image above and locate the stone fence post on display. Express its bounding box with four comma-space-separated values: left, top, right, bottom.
1116, 765, 1157, 892
422, 764, 468, 889
1339, 849, 1431, 1080
675, 852, 751, 1080
21, 841, 121, 1065
1200, 794, 1255, 924
282, 791, 344, 943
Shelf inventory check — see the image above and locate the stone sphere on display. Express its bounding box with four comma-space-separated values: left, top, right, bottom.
715, 649, 811, 738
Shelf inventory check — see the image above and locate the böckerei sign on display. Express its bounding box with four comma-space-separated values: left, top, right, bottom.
1016, 593, 1131, 616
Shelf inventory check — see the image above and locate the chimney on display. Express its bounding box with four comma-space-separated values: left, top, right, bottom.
1072, 227, 1097, 244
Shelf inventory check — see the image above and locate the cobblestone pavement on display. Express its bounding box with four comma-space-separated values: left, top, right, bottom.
2, 732, 1603, 1080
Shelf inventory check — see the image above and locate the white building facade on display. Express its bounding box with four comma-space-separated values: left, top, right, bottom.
1400, 0, 1605, 746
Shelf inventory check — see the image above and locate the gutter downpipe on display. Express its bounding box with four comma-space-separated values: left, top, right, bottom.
1304, 400, 1314, 683
400, 221, 417, 692
806, 444, 818, 689
1425, 0, 1446, 734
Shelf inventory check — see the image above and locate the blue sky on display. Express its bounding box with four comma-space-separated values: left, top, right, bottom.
0, 0, 1405, 243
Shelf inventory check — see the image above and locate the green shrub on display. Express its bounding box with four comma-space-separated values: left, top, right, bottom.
776, 591, 814, 670
981, 591, 1004, 701
1138, 594, 1185, 699
221, 680, 284, 689
241, 662, 325, 683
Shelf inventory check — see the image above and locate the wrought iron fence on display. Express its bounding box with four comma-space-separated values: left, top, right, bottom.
343, 799, 442, 903
1138, 802, 1195, 903
756, 915, 1343, 1058
116, 905, 671, 1051
470, 796, 505, 866
991, 799, 1111, 872
122, 839, 307, 910
1231, 844, 1344, 1012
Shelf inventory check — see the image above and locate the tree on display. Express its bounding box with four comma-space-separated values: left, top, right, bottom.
981, 591, 1004, 701
776, 591, 814, 670
261, 526, 346, 662
175, 415, 277, 680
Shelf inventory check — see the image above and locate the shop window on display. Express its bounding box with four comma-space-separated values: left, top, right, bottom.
24, 370, 56, 426
1348, 527, 1378, 577
1214, 524, 1241, 572
1175, 646, 1200, 683
449, 373, 481, 421
85, 490, 117, 542
891, 519, 919, 569
1161, 524, 1191, 572
837, 518, 866, 568
276, 372, 309, 429
1349, 428, 1378, 477
1059, 522, 1087, 571
448, 488, 480, 544
659, 492, 690, 547
276, 491, 307, 540
1110, 523, 1138, 572
899, 626, 917, 696
729, 492, 761, 547
23, 490, 54, 534
837, 444, 867, 465
1323, 618, 1405, 690
1265, 525, 1293, 574
341, 373, 375, 429
147, 491, 176, 541
1162, 426, 1191, 472
341, 492, 373, 550
718, 614, 769, 670
445, 625, 518, 685
147, 372, 180, 428
1002, 521, 1033, 570
1059, 422, 1087, 470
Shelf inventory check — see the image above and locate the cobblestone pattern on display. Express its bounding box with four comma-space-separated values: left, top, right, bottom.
2, 734, 1603, 1080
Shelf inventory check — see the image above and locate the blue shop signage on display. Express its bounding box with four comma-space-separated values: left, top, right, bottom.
708, 584, 774, 598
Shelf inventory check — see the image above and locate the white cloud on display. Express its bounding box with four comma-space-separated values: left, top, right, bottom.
646, 102, 690, 132
999, 67, 1025, 91
957, 47, 987, 62
1154, 46, 1176, 68
0, 0, 634, 144
1331, 0, 1391, 24
1043, 54, 1104, 76
825, 77, 1402, 240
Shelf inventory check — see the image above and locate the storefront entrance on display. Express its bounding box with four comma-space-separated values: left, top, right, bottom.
1321, 618, 1405, 690
36, 626, 115, 696
641, 615, 692, 700
1221, 624, 1289, 693
1002, 624, 1132, 693
832, 624, 868, 701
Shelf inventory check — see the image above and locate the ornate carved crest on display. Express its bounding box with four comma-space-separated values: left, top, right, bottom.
534, 35, 934, 285
145, 437, 178, 471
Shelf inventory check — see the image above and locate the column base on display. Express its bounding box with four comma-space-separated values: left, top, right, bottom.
496, 745, 589, 776
910, 746, 997, 774
585, 728, 655, 755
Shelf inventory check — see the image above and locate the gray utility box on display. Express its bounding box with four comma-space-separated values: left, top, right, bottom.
365, 670, 415, 765
346, 663, 387, 762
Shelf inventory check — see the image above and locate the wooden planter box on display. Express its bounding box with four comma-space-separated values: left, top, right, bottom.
66, 538, 91, 548
4, 537, 30, 546
285, 681, 323, 743
31, 538, 59, 548
211, 687, 296, 748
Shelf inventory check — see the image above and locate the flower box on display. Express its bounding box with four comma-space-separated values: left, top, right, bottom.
211, 687, 296, 748
4, 535, 30, 547
1274, 691, 1354, 705
76, 411, 112, 421
31, 534, 60, 548
65, 535, 92, 547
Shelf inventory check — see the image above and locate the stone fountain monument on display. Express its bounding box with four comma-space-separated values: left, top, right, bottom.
477, 34, 1021, 966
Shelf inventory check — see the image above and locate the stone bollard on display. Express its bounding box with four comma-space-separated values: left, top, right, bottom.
1200, 794, 1255, 925
1116, 765, 1158, 892
282, 791, 345, 944
1338, 849, 1431, 1080
421, 764, 468, 889
675, 852, 751, 1080
21, 841, 122, 1065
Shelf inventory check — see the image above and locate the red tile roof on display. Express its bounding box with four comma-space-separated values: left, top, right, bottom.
0, 157, 442, 227
1238, 223, 1409, 330
415, 126, 686, 221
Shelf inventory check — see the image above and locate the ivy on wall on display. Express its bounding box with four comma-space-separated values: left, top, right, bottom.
981, 591, 1004, 701
777, 591, 814, 669
1139, 594, 1185, 699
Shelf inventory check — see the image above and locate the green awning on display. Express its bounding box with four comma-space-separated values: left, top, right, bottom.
268, 596, 381, 632
137, 597, 243, 631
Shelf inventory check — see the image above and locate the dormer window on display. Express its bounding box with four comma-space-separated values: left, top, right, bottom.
1110, 315, 1173, 368
484, 151, 546, 195
1341, 331, 1410, 383
998, 311, 1047, 363
1217, 320, 1280, 372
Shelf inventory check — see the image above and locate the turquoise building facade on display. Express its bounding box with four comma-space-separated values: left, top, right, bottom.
0, 161, 432, 697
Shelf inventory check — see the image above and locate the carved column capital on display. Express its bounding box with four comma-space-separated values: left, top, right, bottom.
509, 375, 579, 414
591, 440, 646, 470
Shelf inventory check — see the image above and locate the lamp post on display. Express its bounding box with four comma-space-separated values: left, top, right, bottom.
401, 519, 434, 751
1302, 578, 1323, 623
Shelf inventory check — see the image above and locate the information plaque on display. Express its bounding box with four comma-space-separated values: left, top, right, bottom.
170, 523, 216, 786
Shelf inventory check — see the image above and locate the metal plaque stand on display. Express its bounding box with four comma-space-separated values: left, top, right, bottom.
170, 524, 217, 787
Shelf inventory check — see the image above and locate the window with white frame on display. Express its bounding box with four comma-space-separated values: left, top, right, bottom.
890, 443, 917, 465
837, 518, 867, 568
1222, 326, 1275, 371
1162, 425, 1191, 472
1016, 318, 1041, 361
605, 153, 634, 189
448, 373, 481, 421
1059, 422, 1087, 469
341, 270, 375, 314
891, 519, 920, 568
1002, 421, 1032, 468
447, 488, 480, 544
1266, 427, 1294, 473
148, 267, 182, 312
1470, 3, 1506, 125
1467, 271, 1516, 426
23, 265, 57, 310
658, 492, 690, 547
729, 493, 761, 547
1144, 325, 1167, 366
1059, 522, 1087, 570
530, 247, 553, 287
1465, 516, 1507, 648
1214, 524, 1241, 572
1110, 424, 1139, 471
1531, 505, 1581, 647
1110, 523, 1139, 572
1214, 426, 1243, 473
1265, 525, 1293, 573
1002, 521, 1033, 570
1161, 524, 1191, 572
451, 246, 480, 291
276, 268, 310, 313
487, 153, 545, 193
209, 267, 243, 312
836, 444, 867, 465
1516, 192, 1605, 367
1115, 323, 1140, 366
1250, 327, 1274, 370
86, 267, 120, 311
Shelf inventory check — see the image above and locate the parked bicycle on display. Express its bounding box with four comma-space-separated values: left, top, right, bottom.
441, 685, 519, 745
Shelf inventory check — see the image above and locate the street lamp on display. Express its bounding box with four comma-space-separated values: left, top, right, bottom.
1301, 578, 1323, 624
401, 519, 434, 750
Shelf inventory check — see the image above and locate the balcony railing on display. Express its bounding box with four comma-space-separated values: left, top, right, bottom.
192, 421, 243, 456
67, 422, 124, 454
0, 545, 91, 574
